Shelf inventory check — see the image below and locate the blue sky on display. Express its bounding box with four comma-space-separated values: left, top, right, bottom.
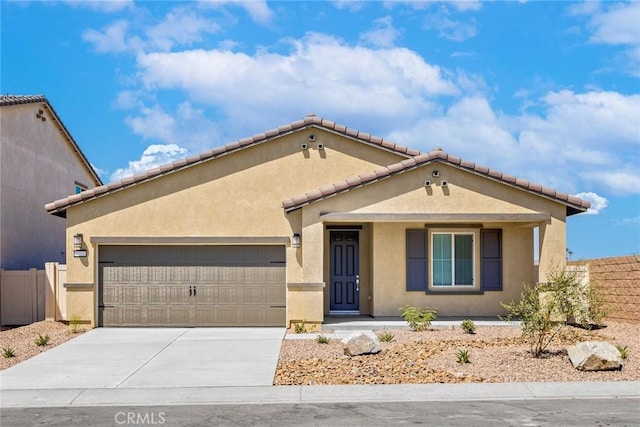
2, 0, 639, 260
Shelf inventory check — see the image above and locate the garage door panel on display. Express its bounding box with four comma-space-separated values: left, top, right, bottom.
99, 245, 285, 327
147, 286, 167, 304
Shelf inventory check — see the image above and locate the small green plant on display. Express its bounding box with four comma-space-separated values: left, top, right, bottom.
456, 349, 470, 364
2, 347, 16, 358
460, 319, 476, 334
501, 266, 608, 358
69, 313, 82, 333
378, 331, 395, 342
617, 345, 628, 360
35, 334, 50, 346
401, 305, 437, 332
315, 334, 330, 344
293, 320, 307, 334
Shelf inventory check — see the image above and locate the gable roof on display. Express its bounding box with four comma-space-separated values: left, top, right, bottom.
1, 94, 103, 186
282, 148, 590, 216
45, 115, 419, 217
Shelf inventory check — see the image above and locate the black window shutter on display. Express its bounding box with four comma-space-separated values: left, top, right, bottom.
481, 229, 502, 291
406, 229, 427, 291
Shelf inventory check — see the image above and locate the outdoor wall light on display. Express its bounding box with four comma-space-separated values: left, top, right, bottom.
73, 233, 83, 250
292, 233, 301, 248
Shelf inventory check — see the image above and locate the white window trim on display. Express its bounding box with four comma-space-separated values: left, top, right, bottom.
428, 229, 480, 290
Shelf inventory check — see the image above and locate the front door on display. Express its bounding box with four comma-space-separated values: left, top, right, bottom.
330, 231, 359, 312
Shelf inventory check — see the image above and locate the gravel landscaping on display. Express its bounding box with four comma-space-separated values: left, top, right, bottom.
0, 321, 87, 371
2, 321, 637, 386
275, 323, 639, 385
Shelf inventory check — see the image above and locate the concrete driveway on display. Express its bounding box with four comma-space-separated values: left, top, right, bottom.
0, 328, 285, 390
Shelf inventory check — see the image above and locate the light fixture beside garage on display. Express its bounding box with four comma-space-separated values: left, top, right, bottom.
292, 233, 301, 248
73, 233, 87, 257
73, 233, 83, 249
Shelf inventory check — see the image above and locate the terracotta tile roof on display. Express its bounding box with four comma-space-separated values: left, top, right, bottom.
1, 94, 103, 186
45, 115, 417, 217
0, 94, 48, 106
282, 149, 591, 216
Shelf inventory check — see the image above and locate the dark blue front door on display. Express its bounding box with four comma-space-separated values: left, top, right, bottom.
330, 231, 359, 312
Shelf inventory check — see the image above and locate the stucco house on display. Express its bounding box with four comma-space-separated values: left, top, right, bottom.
45, 115, 589, 328
0, 95, 102, 270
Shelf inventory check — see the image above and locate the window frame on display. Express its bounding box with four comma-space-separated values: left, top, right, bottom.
75, 181, 88, 194
428, 228, 480, 291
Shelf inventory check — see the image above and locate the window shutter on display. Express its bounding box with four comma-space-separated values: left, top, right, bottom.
481, 229, 502, 291
406, 229, 427, 291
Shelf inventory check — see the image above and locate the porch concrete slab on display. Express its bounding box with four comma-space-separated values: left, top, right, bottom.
322, 316, 520, 332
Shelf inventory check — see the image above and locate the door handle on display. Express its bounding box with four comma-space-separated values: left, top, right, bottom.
355, 275, 360, 292
189, 286, 193, 297
193, 286, 196, 297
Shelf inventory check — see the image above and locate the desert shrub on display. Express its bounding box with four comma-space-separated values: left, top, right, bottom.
69, 314, 82, 333
401, 305, 437, 332
315, 334, 330, 344
377, 331, 395, 342
617, 345, 628, 360
456, 349, 470, 364
501, 266, 607, 358
2, 347, 16, 358
35, 334, 50, 346
293, 320, 307, 334
460, 319, 476, 334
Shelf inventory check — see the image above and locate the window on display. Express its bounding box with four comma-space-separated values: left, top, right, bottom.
75, 181, 88, 194
432, 233, 474, 286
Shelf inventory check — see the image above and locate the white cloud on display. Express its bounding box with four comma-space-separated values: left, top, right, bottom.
423, 14, 478, 42
198, 0, 274, 25
82, 20, 143, 53
387, 1, 482, 12
125, 105, 177, 142
588, 2, 640, 45
387, 89, 640, 196
64, 0, 133, 13
135, 33, 459, 133
124, 102, 222, 152
572, 192, 609, 215
83, 6, 220, 54
110, 144, 188, 182
145, 7, 220, 51
332, 1, 366, 12
569, 2, 640, 76
616, 215, 640, 226
360, 16, 400, 48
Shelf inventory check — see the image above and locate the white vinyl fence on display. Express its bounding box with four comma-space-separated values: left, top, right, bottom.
0, 263, 67, 326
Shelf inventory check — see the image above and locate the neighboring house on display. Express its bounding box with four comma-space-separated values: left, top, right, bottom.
0, 95, 102, 270
45, 115, 589, 328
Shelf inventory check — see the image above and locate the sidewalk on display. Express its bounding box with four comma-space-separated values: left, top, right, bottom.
1, 381, 638, 408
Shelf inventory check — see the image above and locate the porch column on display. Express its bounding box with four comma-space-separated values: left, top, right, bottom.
538, 216, 566, 283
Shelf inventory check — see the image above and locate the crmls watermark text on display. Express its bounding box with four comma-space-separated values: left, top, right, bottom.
114, 411, 166, 425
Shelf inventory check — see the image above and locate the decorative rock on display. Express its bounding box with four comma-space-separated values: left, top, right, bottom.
567, 341, 623, 371
341, 332, 381, 356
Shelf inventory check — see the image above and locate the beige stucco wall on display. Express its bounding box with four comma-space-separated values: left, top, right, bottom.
299, 162, 566, 317
0, 103, 98, 270
62, 126, 571, 324
64, 129, 406, 325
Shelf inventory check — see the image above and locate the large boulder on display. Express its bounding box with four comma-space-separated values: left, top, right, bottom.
567, 341, 623, 371
341, 332, 381, 356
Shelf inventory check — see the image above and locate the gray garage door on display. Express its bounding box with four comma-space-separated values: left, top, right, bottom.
98, 245, 286, 327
